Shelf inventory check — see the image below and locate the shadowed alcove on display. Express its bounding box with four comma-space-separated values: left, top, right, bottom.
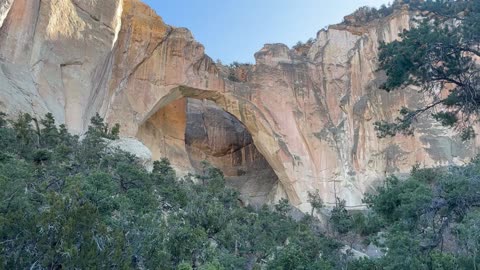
136, 96, 286, 206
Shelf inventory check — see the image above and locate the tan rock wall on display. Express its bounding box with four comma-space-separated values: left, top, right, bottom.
0, 0, 122, 132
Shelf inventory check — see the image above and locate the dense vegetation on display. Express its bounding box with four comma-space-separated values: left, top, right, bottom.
1, 111, 480, 269
375, 0, 480, 139
0, 113, 344, 269
350, 162, 480, 269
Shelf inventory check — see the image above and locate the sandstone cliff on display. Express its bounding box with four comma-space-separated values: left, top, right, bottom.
1, 0, 478, 211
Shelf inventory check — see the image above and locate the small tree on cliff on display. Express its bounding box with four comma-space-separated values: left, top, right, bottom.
308, 189, 324, 216
275, 198, 292, 216
374, 0, 480, 140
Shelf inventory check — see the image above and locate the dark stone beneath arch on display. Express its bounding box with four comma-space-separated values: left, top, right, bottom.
185, 98, 282, 206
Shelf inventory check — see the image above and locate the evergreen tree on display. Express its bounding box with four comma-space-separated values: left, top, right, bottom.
375, 0, 480, 139
330, 199, 353, 234
307, 189, 324, 216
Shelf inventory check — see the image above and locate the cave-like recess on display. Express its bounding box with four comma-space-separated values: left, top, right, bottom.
137, 97, 284, 206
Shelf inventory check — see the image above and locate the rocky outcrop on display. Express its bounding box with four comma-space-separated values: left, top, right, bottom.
107, 137, 154, 172
1, 0, 478, 211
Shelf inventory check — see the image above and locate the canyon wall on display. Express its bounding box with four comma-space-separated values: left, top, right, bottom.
0, 0, 478, 211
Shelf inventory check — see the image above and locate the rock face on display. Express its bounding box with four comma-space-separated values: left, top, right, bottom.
185, 99, 284, 206
107, 137, 154, 172
0, 0, 123, 133
1, 0, 478, 211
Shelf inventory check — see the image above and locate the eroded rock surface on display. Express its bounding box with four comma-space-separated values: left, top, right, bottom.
185, 99, 284, 206
0, 0, 123, 132
1, 0, 478, 211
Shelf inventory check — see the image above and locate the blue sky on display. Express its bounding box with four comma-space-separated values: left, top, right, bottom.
143, 1, 392, 64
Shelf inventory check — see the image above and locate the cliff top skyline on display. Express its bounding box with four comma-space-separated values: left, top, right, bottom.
144, 0, 391, 64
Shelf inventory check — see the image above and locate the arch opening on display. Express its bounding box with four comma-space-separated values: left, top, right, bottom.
136, 91, 289, 206
185, 99, 284, 206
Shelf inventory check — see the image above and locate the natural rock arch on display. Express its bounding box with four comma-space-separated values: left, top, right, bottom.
135, 85, 303, 206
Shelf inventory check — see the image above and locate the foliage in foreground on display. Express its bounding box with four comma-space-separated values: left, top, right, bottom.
0, 113, 342, 269
2, 112, 480, 269
346, 162, 480, 270
375, 0, 480, 139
